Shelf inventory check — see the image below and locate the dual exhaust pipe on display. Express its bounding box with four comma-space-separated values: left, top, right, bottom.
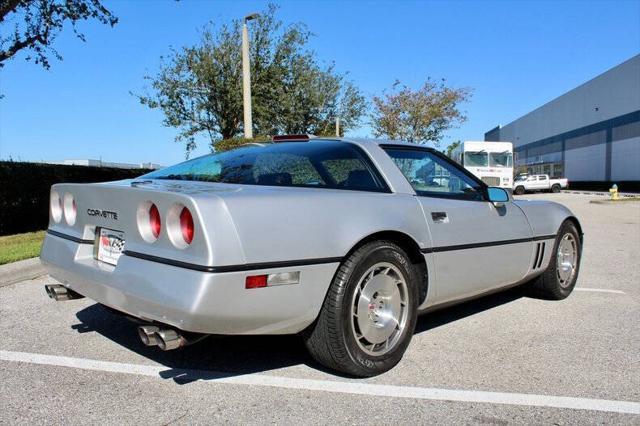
138, 325, 184, 351
45, 284, 84, 301
137, 325, 205, 351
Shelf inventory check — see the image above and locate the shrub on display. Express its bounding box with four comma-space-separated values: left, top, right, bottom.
0, 161, 153, 236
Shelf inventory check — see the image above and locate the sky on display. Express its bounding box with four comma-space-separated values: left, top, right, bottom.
1, 0, 639, 166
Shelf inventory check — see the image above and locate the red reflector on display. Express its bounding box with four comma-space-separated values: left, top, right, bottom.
245, 275, 268, 289
179, 207, 194, 244
149, 204, 161, 238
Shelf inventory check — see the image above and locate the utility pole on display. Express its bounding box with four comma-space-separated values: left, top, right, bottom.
335, 117, 340, 137
242, 13, 259, 139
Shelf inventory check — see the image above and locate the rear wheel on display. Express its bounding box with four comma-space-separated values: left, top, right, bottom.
529, 221, 581, 300
304, 241, 419, 377
514, 186, 525, 195
551, 184, 561, 193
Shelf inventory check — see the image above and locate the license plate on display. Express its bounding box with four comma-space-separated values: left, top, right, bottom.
96, 228, 125, 266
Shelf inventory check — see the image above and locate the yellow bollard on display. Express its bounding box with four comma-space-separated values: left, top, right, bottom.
609, 184, 619, 200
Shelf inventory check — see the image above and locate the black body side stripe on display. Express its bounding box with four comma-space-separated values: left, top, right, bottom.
47, 229, 94, 245
122, 250, 343, 273
47, 228, 557, 273
420, 234, 556, 254
532, 235, 557, 242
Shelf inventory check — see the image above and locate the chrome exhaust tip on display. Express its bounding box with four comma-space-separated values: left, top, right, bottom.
155, 328, 183, 351
45, 284, 84, 301
137, 325, 160, 346
138, 325, 207, 351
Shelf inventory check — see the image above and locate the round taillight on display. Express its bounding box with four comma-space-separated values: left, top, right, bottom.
179, 207, 194, 245
166, 204, 194, 249
149, 204, 161, 239
63, 193, 77, 226
50, 191, 63, 223
137, 201, 161, 243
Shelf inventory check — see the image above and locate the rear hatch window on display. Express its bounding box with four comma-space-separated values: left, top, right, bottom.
143, 141, 389, 192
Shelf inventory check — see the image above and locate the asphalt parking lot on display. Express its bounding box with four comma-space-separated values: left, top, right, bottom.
1, 193, 639, 424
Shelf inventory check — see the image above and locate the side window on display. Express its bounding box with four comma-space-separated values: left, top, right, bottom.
539, 175, 548, 181
253, 153, 325, 186
383, 148, 484, 200
321, 158, 364, 186
321, 157, 384, 192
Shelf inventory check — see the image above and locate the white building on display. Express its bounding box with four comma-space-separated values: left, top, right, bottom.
485, 55, 640, 189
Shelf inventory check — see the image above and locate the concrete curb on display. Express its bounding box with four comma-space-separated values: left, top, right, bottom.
0, 257, 47, 288
563, 190, 638, 197
590, 198, 640, 205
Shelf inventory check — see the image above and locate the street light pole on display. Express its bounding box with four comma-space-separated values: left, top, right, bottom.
242, 13, 259, 139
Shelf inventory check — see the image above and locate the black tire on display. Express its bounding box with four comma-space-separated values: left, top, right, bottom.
304, 240, 419, 377
551, 184, 561, 193
514, 186, 525, 195
529, 221, 582, 300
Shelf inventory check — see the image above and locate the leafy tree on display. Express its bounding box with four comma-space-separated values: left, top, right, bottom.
445, 140, 461, 158
0, 0, 118, 69
371, 79, 471, 146
136, 4, 366, 157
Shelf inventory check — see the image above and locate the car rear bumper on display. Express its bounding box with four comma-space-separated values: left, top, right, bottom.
40, 233, 338, 335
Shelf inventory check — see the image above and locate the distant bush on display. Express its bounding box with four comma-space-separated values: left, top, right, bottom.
0, 162, 153, 236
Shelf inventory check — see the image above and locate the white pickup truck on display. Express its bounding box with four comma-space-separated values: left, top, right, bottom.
513, 174, 568, 195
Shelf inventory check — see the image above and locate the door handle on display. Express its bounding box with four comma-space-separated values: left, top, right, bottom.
431, 212, 449, 223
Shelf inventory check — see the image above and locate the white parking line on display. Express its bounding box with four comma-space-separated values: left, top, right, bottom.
574, 288, 626, 294
1, 350, 638, 415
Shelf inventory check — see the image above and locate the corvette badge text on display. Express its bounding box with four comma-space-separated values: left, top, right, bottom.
87, 209, 118, 220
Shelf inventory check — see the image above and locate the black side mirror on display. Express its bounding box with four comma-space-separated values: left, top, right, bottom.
487, 187, 509, 207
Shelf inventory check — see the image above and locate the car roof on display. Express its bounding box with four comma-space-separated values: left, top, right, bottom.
311, 137, 432, 149
238, 137, 437, 155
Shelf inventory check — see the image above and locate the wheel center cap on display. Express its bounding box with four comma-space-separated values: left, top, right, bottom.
368, 298, 384, 321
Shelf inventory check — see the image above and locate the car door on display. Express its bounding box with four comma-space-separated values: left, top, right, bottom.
382, 146, 533, 305
537, 175, 549, 190
526, 175, 538, 190
531, 175, 545, 190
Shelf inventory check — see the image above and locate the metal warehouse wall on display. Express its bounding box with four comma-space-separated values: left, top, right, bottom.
486, 55, 640, 184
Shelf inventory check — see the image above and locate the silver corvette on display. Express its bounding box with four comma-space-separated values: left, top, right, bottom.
41, 136, 583, 376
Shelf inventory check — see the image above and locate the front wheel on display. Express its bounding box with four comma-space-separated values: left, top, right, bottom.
304, 241, 419, 377
514, 186, 525, 195
529, 221, 582, 300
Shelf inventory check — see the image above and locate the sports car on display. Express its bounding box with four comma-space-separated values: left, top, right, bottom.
41, 136, 583, 376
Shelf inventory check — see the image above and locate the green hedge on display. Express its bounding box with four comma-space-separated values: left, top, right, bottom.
0, 161, 153, 236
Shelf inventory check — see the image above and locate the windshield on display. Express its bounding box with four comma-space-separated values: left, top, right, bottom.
515, 174, 528, 181
142, 141, 388, 192
464, 151, 488, 167
489, 151, 513, 167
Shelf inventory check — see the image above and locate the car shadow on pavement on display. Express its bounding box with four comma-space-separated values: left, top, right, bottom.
74, 285, 528, 383
74, 303, 311, 383
414, 285, 527, 334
